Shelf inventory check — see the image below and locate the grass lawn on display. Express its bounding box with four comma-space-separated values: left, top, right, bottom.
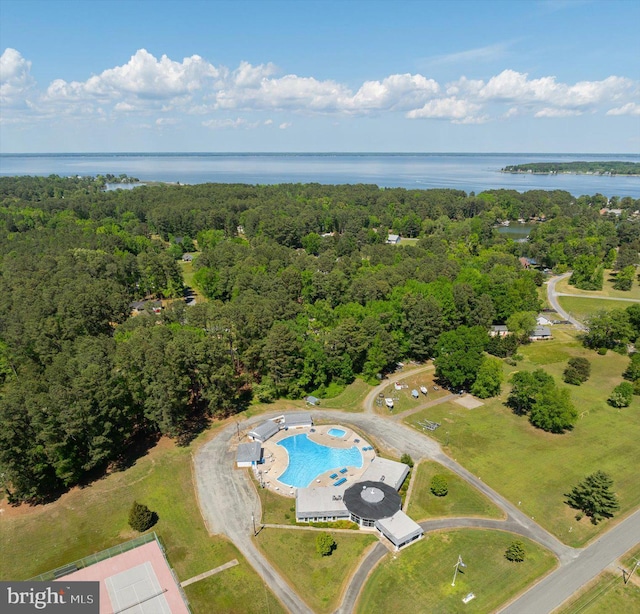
405, 329, 640, 547
375, 370, 447, 416
558, 572, 640, 613
255, 527, 377, 613
253, 474, 297, 525
321, 377, 371, 411
557, 296, 635, 321
406, 461, 504, 521
356, 529, 556, 614
555, 272, 640, 301
0, 433, 284, 614
179, 256, 205, 303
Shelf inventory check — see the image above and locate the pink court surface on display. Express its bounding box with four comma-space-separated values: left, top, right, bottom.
58, 540, 189, 614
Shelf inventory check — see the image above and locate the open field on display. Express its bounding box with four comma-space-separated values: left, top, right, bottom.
356, 529, 557, 614
557, 572, 640, 613
557, 296, 634, 321
555, 271, 640, 301
0, 433, 284, 614
255, 527, 377, 613
375, 370, 447, 416
406, 329, 640, 547
179, 256, 205, 303
321, 377, 371, 411
406, 461, 504, 521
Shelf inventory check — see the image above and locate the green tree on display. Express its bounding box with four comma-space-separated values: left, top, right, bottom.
613, 265, 635, 291
529, 386, 577, 433
401, 294, 444, 360
316, 532, 336, 556
471, 355, 504, 398
584, 310, 634, 353
506, 311, 537, 342
563, 357, 591, 385
506, 369, 554, 415
430, 474, 448, 497
434, 326, 487, 390
400, 453, 414, 468
505, 540, 526, 562
128, 501, 157, 532
623, 352, 640, 381
608, 382, 633, 408
565, 471, 620, 524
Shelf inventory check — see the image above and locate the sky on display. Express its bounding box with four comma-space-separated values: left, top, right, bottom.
1, 0, 639, 153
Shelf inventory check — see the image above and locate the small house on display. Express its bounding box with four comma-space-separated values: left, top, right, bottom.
182, 253, 193, 262
529, 326, 552, 341
536, 314, 552, 327
386, 234, 401, 244
304, 396, 320, 406
489, 325, 509, 337
236, 442, 263, 468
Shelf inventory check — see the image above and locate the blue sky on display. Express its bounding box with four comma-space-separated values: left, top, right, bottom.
1, 0, 639, 152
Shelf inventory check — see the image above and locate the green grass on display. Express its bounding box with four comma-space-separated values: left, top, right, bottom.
406, 461, 504, 521
0, 434, 284, 614
356, 529, 556, 614
255, 527, 377, 613
558, 572, 640, 613
375, 370, 447, 416
405, 331, 640, 547
179, 256, 205, 303
322, 377, 371, 411
556, 272, 640, 301
558, 296, 634, 321
253, 475, 297, 525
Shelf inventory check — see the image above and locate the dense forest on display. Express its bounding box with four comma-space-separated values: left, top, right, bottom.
501, 161, 640, 175
1, 175, 639, 502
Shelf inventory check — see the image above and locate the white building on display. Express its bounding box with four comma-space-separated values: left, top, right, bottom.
359, 457, 410, 490
375, 510, 423, 550
295, 486, 349, 522
248, 420, 280, 443
236, 442, 263, 468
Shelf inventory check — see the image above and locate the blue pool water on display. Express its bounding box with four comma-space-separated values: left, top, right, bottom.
328, 428, 346, 438
277, 434, 363, 488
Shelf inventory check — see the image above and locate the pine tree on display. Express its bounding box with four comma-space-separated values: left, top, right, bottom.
565, 471, 620, 524
505, 540, 526, 562
128, 501, 156, 532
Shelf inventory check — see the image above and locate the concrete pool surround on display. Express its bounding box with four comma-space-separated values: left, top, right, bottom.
257, 424, 376, 495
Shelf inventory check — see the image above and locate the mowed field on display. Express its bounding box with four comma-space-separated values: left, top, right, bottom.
356, 529, 557, 614
557, 296, 636, 322
0, 432, 284, 614
406, 327, 640, 547
555, 272, 640, 301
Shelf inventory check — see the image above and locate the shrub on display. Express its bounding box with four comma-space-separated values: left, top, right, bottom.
597, 347, 607, 355
316, 532, 336, 556
505, 540, 526, 562
608, 382, 633, 408
400, 453, 414, 468
128, 501, 157, 532
563, 357, 591, 385
430, 474, 448, 497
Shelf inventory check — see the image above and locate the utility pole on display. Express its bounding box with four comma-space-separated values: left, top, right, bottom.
251, 512, 257, 536
622, 558, 640, 584
236, 421, 240, 441
452, 554, 466, 586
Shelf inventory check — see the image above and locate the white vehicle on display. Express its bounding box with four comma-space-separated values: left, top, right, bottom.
420, 386, 428, 395
385, 398, 394, 409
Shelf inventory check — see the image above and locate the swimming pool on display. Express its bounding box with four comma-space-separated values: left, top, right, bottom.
277, 434, 363, 488
327, 428, 346, 438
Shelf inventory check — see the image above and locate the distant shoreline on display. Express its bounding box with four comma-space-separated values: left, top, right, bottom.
501, 161, 640, 177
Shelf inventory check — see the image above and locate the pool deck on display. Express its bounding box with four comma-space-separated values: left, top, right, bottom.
256, 424, 376, 496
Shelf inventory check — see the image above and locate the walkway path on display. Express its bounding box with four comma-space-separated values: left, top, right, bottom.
362, 364, 434, 414
180, 559, 238, 588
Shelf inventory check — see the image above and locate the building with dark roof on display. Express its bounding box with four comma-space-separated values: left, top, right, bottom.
343, 481, 401, 527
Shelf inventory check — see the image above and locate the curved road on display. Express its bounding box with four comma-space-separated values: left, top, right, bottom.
194, 410, 577, 613
547, 272, 587, 331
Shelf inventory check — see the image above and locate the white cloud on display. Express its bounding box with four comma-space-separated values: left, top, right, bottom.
155, 117, 179, 126
264, 118, 273, 125
426, 41, 513, 66
0, 48, 36, 108
606, 102, 640, 116
202, 117, 259, 129
406, 97, 483, 123
534, 108, 583, 118
279, 122, 292, 129
45, 49, 219, 103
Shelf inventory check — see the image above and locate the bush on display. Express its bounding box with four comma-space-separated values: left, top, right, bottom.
400, 453, 414, 468
430, 474, 448, 497
505, 540, 526, 562
128, 501, 157, 532
597, 347, 607, 355
608, 382, 634, 408
563, 357, 591, 385
316, 532, 336, 556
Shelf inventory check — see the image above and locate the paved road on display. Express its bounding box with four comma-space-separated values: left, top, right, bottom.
499, 508, 640, 614
194, 410, 575, 613
547, 272, 587, 331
